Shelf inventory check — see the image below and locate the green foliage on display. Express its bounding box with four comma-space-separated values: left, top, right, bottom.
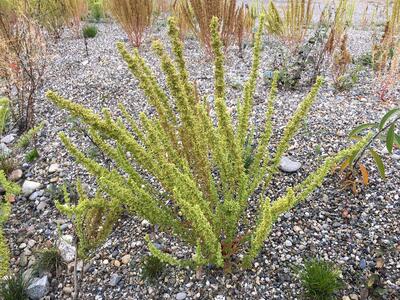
29, 0, 68, 37
365, 273, 388, 299
0, 170, 20, 199
0, 170, 21, 277
47, 16, 370, 269
269, 23, 331, 89
83, 25, 98, 38
334, 65, 361, 92
56, 181, 120, 258
340, 108, 400, 193
0, 157, 17, 176
25, 148, 39, 162
141, 255, 166, 283
357, 52, 373, 67
0, 272, 29, 300
88, 0, 104, 21
298, 259, 344, 300
16, 122, 44, 149
33, 247, 64, 275
0, 98, 9, 135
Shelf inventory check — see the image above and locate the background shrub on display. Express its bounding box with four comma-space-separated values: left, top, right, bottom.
105, 0, 153, 47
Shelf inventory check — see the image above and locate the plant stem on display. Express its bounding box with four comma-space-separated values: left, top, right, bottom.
352, 115, 400, 168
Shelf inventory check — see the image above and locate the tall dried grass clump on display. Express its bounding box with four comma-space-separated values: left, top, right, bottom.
105, 0, 153, 47
65, 0, 88, 33
173, 0, 252, 53
372, 0, 400, 100
265, 0, 314, 48
324, 0, 355, 55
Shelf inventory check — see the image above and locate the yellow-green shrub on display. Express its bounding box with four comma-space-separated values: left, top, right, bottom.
47, 16, 369, 269
0, 171, 21, 277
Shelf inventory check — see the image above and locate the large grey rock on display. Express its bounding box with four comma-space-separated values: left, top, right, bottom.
58, 235, 76, 263
279, 156, 302, 173
22, 180, 42, 196
26, 276, 49, 300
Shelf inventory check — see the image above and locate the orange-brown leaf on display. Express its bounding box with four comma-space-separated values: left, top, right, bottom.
359, 164, 369, 185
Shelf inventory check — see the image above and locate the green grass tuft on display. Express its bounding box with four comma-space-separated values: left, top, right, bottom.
25, 148, 39, 162
141, 255, 166, 283
83, 25, 98, 39
33, 247, 64, 275
0, 273, 30, 300
298, 259, 344, 300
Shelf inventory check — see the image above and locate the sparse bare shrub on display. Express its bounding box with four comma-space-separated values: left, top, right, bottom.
105, 0, 153, 47
0, 9, 46, 133
30, 0, 68, 38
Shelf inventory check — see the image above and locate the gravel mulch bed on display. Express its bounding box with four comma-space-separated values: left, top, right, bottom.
3, 18, 400, 300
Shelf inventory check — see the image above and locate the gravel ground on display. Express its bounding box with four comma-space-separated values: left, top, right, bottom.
2, 15, 400, 300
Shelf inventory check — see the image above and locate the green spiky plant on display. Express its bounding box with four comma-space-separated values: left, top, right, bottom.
298, 259, 344, 300
33, 247, 64, 275
55, 181, 121, 300
0, 170, 21, 277
0, 272, 30, 300
47, 15, 370, 271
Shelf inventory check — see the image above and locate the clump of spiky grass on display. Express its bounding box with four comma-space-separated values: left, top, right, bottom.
33, 247, 64, 275
141, 255, 166, 283
298, 259, 344, 300
0, 273, 30, 300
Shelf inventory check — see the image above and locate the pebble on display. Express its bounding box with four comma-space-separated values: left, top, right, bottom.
63, 286, 74, 294
1, 134, 15, 144
293, 226, 302, 233
279, 156, 302, 173
284, 240, 293, 247
37, 201, 47, 211
0, 143, 11, 156
58, 235, 76, 263
349, 294, 359, 300
8, 169, 23, 181
22, 180, 42, 196
359, 259, 367, 270
19, 253, 28, 267
114, 260, 121, 267
48, 163, 61, 173
176, 292, 187, 300
29, 189, 44, 201
109, 273, 122, 287
121, 254, 131, 264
